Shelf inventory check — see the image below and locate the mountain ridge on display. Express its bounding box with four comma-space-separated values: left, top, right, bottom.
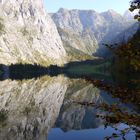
51, 8, 137, 57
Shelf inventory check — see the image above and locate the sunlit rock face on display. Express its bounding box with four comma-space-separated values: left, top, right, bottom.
51, 9, 99, 56
0, 76, 67, 140
51, 9, 136, 56
55, 80, 105, 131
0, 0, 66, 66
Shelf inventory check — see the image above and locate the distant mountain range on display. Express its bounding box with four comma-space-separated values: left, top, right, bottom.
51, 8, 138, 57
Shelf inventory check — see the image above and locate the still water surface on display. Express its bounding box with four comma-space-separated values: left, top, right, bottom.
0, 71, 139, 140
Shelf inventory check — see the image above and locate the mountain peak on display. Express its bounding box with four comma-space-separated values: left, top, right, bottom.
105, 9, 121, 16
58, 8, 69, 13
108, 9, 117, 13
101, 9, 123, 22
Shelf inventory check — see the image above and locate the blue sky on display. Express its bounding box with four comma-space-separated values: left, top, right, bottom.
44, 0, 131, 14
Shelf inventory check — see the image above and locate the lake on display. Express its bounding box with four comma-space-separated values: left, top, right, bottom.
0, 64, 140, 140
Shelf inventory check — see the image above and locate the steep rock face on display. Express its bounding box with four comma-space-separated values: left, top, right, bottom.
0, 76, 68, 140
111, 22, 139, 44
0, 0, 66, 66
99, 10, 135, 44
51, 8, 136, 56
51, 9, 99, 56
57, 27, 97, 60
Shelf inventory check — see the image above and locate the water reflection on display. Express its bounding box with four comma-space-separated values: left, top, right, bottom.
55, 81, 104, 131
51, 79, 139, 140
0, 76, 67, 140
48, 124, 136, 140
0, 64, 140, 140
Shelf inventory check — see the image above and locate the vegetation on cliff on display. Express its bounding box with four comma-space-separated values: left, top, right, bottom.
107, 0, 140, 73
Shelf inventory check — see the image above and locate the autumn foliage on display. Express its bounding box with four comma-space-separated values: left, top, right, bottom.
107, 0, 140, 72
114, 29, 140, 72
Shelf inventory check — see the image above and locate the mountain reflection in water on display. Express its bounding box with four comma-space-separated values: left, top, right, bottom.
0, 76, 67, 140
0, 64, 140, 140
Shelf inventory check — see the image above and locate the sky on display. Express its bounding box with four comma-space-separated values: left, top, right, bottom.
44, 0, 131, 14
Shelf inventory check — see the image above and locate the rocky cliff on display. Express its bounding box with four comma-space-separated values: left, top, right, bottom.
51, 9, 136, 56
51, 9, 99, 56
0, 0, 66, 66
